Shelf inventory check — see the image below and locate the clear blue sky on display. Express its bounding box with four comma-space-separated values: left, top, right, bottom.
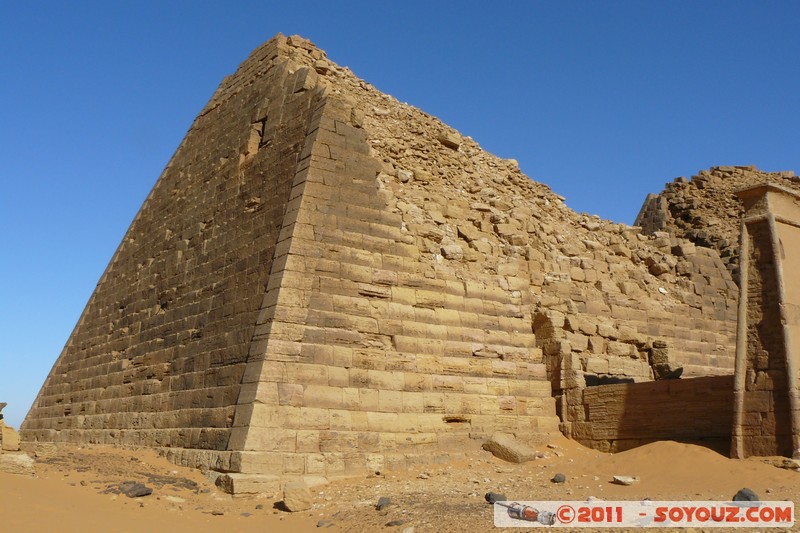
1, 2, 798, 428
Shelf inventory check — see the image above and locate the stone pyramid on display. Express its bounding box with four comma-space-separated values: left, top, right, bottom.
23, 34, 744, 492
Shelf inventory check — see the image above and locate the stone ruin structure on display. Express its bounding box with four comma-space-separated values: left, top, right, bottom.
0, 403, 21, 452
635, 165, 800, 279
21, 34, 799, 493
731, 183, 800, 458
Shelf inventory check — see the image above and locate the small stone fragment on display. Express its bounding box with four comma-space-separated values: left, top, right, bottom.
436, 132, 460, 150
351, 108, 364, 128
396, 169, 412, 183
376, 496, 392, 511
317, 519, 335, 528
552, 473, 566, 484
733, 488, 759, 502
386, 519, 406, 527
313, 60, 329, 75
611, 476, 638, 486
413, 169, 433, 183
485, 492, 507, 504
440, 244, 464, 261
114, 481, 153, 498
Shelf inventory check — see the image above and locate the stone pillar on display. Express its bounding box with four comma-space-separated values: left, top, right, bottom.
731, 183, 800, 458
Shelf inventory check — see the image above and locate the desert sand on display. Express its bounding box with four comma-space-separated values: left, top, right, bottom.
1, 435, 797, 532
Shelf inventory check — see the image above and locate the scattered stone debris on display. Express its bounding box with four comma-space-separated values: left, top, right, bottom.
771, 458, 800, 471
481, 433, 537, 463
611, 476, 638, 486
636, 165, 800, 273
104, 481, 154, 498
283, 481, 312, 512
733, 488, 759, 502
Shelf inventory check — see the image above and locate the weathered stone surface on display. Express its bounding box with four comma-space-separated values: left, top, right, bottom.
1, 424, 21, 452
396, 169, 413, 183
730, 184, 800, 459
0, 453, 34, 475
215, 474, 280, 496
481, 433, 537, 463
635, 165, 799, 273
440, 244, 463, 261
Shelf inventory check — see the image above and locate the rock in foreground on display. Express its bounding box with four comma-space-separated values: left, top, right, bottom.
482, 433, 537, 463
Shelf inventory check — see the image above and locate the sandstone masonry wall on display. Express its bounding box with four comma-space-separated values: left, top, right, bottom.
214, 91, 560, 491
571, 376, 734, 453
23, 37, 321, 457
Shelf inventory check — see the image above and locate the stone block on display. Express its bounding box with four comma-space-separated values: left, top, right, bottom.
283, 480, 313, 511
606, 341, 636, 357
0, 453, 34, 475
585, 357, 609, 374
481, 433, 537, 463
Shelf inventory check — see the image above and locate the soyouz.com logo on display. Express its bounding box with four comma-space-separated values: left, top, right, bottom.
493, 500, 794, 528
